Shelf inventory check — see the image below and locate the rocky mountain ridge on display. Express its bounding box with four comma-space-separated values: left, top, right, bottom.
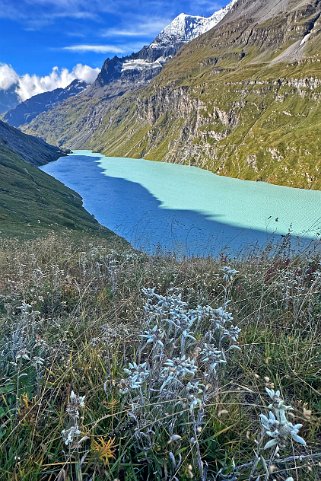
4, 79, 88, 128
0, 85, 20, 114
95, 1, 237, 87
17, 1, 236, 145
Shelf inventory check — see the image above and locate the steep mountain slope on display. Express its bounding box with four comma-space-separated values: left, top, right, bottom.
84, 0, 321, 190
23, 2, 235, 147
4, 79, 88, 128
0, 122, 112, 236
94, 1, 237, 88
0, 119, 66, 166
0, 85, 20, 114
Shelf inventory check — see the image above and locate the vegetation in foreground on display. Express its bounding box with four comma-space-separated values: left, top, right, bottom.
0, 233, 321, 480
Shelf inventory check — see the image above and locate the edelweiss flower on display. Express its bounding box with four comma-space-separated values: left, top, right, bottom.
162, 356, 197, 380
221, 266, 239, 282
70, 390, 85, 408
123, 362, 150, 389
62, 426, 81, 446
140, 325, 164, 349
200, 344, 226, 375
260, 388, 306, 450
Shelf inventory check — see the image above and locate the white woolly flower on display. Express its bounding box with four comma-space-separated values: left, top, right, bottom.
70, 390, 85, 408
223, 325, 241, 343
221, 266, 239, 282
62, 426, 81, 446
123, 362, 150, 389
162, 356, 197, 380
186, 380, 204, 411
61, 391, 85, 447
140, 325, 164, 349
212, 306, 234, 331
260, 388, 306, 450
200, 343, 226, 375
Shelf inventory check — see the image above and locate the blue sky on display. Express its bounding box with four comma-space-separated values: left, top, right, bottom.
0, 0, 225, 75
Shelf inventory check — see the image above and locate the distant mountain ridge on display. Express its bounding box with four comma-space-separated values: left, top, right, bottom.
95, 1, 237, 87
22, 1, 236, 148
0, 85, 20, 114
4, 79, 88, 128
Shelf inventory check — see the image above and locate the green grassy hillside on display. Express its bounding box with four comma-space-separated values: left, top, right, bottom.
0, 119, 66, 166
84, 58, 321, 189
0, 118, 123, 239
0, 144, 116, 238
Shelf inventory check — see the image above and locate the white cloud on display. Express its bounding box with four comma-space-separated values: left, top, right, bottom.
62, 44, 125, 54
0, 0, 227, 28
0, 63, 99, 101
72, 64, 100, 82
0, 64, 19, 90
102, 18, 171, 39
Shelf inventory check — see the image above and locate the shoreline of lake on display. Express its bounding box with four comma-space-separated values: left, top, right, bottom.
40, 150, 321, 258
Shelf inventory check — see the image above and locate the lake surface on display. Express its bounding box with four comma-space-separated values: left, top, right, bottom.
41, 150, 321, 257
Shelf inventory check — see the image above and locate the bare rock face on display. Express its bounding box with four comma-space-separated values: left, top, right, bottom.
85, 0, 321, 189
190, 0, 321, 62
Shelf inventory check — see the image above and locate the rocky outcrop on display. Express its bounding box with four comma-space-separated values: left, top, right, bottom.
95, 3, 236, 88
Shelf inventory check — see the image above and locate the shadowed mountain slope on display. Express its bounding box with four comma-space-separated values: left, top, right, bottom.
4, 80, 88, 128
0, 119, 66, 166
0, 121, 115, 237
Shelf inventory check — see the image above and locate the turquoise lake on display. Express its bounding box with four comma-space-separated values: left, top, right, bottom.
41, 150, 321, 257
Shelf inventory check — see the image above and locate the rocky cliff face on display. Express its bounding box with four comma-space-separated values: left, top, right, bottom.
83, 0, 321, 189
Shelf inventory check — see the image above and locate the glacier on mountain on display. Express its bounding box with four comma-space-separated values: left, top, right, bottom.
151, 0, 238, 47
119, 0, 237, 76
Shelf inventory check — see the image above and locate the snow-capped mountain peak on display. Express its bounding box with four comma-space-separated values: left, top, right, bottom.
152, 13, 206, 45
96, 0, 238, 86
203, 0, 239, 34
152, 0, 238, 48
